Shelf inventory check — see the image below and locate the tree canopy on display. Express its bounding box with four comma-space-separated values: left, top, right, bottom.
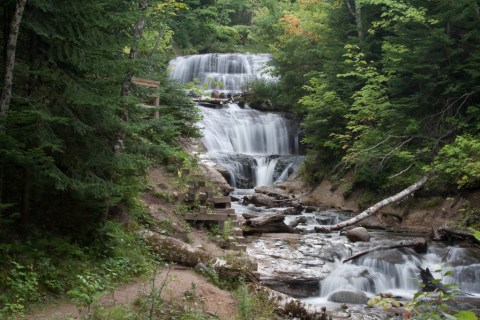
248, 0, 480, 194
0, 0, 199, 235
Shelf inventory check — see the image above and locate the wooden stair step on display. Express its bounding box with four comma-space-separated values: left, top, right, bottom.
232, 227, 243, 236
212, 208, 235, 215
233, 244, 247, 252
213, 196, 231, 204
236, 236, 246, 244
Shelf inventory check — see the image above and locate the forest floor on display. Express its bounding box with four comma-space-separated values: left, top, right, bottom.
27, 166, 239, 320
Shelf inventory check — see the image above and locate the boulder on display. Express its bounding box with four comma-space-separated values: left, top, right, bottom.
250, 193, 276, 208
328, 290, 368, 304
346, 227, 370, 242
262, 278, 320, 298
243, 212, 295, 235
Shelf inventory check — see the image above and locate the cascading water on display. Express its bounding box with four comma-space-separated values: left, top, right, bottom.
169, 53, 273, 92
168, 53, 480, 313
250, 212, 480, 306
169, 53, 302, 189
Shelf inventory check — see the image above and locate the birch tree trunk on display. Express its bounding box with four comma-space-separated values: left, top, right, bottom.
317, 171, 435, 232
345, 0, 364, 40
0, 0, 26, 116
354, 0, 364, 40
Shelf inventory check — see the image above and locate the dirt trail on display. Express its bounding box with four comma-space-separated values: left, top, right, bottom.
31, 266, 237, 319
28, 166, 239, 319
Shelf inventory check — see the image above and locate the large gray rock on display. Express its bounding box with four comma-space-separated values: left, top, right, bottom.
346, 227, 370, 242
262, 277, 320, 298
250, 193, 276, 207
328, 290, 369, 304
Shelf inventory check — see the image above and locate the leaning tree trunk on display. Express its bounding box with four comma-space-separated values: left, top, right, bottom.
0, 0, 26, 116
317, 171, 435, 232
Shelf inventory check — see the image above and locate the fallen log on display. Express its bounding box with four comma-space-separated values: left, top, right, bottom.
317, 171, 435, 232
433, 226, 480, 246
343, 237, 428, 263
140, 230, 258, 282
243, 212, 295, 235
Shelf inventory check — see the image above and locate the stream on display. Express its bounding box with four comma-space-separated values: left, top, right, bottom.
169, 53, 480, 315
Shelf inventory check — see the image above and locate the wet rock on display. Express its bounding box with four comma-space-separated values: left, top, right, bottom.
370, 250, 405, 264
280, 206, 302, 215
230, 195, 241, 202
305, 206, 318, 213
255, 185, 289, 199
346, 227, 370, 242
251, 193, 276, 207
262, 278, 320, 298
289, 216, 308, 228
242, 212, 260, 219
328, 290, 369, 304
243, 212, 295, 235
316, 216, 335, 225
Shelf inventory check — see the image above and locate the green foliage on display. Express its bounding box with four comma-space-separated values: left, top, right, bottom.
0, 0, 200, 237
470, 228, 480, 241
250, 0, 480, 195
235, 282, 253, 320
242, 78, 290, 111
67, 273, 105, 318
434, 135, 480, 189
168, 0, 257, 53
235, 282, 275, 320
458, 201, 480, 230
404, 269, 475, 320
0, 221, 153, 316
6, 262, 41, 303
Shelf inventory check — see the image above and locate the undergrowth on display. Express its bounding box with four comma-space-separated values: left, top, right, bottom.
0, 220, 155, 319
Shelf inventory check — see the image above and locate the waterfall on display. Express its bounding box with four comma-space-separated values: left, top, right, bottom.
169, 53, 302, 189
169, 53, 273, 93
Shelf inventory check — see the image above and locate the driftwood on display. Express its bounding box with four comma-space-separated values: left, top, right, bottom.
433, 226, 480, 246
343, 238, 428, 263
418, 266, 447, 293
317, 172, 435, 232
243, 212, 295, 235
140, 230, 258, 282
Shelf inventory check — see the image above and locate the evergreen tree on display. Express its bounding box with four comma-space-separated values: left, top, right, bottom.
0, 0, 198, 235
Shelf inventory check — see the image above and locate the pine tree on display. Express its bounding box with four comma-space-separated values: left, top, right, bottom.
0, 0, 199, 234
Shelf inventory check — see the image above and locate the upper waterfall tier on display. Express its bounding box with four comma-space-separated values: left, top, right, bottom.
168, 53, 272, 92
